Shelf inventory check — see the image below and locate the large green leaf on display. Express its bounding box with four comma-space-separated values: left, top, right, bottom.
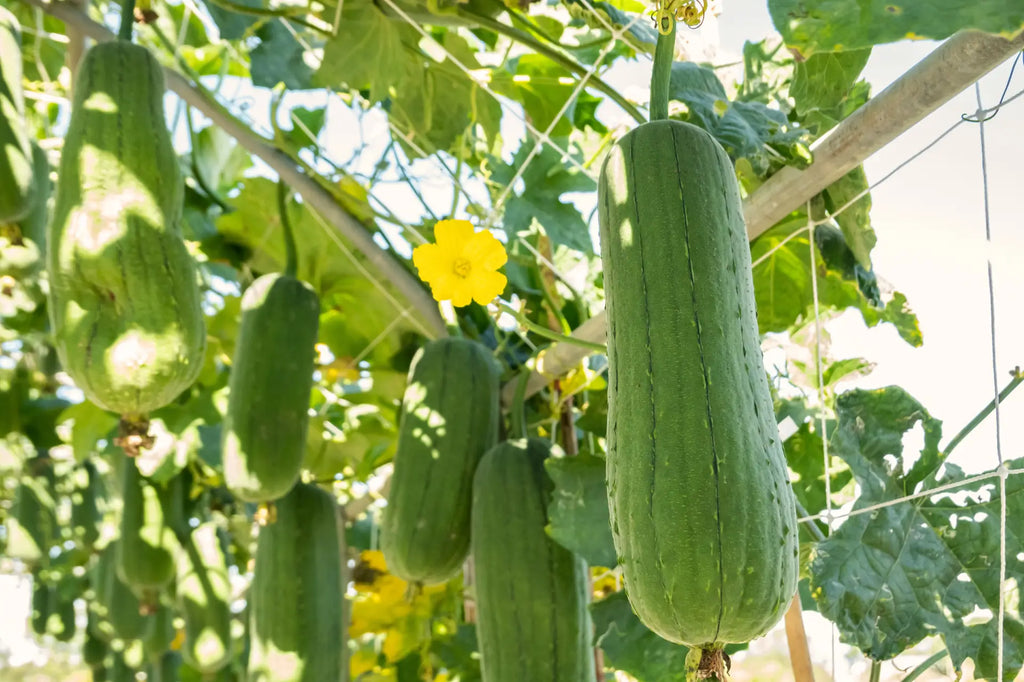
315, 0, 419, 102
769, 0, 1024, 58
545, 455, 616, 568
811, 387, 1024, 680
251, 20, 315, 90
822, 166, 876, 268
669, 62, 810, 176
791, 49, 870, 111
490, 142, 595, 253
389, 32, 502, 155
592, 592, 691, 681
750, 215, 921, 346
592, 593, 748, 681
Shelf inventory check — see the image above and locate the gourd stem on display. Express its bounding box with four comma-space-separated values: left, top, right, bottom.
118, 0, 136, 41
649, 22, 676, 122
901, 650, 948, 682
277, 181, 299, 278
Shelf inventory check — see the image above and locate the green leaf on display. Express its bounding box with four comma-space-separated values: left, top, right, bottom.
283, 106, 327, 150
562, 0, 658, 53
545, 455, 616, 568
810, 386, 1024, 680
203, 0, 260, 41
251, 21, 314, 90
822, 166, 876, 268
315, 0, 418, 102
750, 215, 921, 345
790, 49, 871, 119
193, 125, 253, 195
495, 54, 577, 138
592, 592, 691, 681
782, 420, 851, 532
490, 142, 595, 253
389, 33, 502, 155
57, 402, 119, 462
669, 62, 810, 175
769, 0, 1024, 58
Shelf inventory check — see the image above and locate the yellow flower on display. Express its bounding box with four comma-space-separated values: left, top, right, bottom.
413, 219, 507, 307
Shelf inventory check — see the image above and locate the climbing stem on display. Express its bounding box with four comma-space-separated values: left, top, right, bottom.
650, 21, 676, 121
118, 0, 136, 40
498, 303, 606, 352
943, 367, 1023, 455
277, 181, 299, 278
901, 650, 948, 681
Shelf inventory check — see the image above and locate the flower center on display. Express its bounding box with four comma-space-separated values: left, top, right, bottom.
453, 257, 472, 278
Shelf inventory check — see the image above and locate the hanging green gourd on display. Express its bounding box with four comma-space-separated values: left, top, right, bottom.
221, 182, 320, 504
46, 7, 206, 438
596, 8, 799, 677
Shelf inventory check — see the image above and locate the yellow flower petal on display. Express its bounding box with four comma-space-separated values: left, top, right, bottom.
412, 243, 448, 282
463, 230, 508, 270
468, 269, 507, 305
428, 271, 461, 303
433, 219, 474, 249
448, 278, 476, 307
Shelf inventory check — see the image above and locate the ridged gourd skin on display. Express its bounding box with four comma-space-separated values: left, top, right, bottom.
92, 541, 148, 641
471, 438, 595, 682
249, 483, 346, 682
0, 7, 38, 224
5, 456, 57, 565
597, 119, 799, 646
46, 41, 206, 417
0, 142, 50, 278
117, 459, 180, 596
177, 522, 233, 674
381, 337, 500, 584
70, 458, 103, 550
222, 273, 319, 502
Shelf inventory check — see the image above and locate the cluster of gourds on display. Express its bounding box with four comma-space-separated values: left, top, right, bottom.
2, 0, 800, 677
379, 121, 801, 681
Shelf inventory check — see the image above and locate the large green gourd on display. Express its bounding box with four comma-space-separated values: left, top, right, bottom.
597, 119, 799, 647
0, 142, 50, 277
46, 41, 206, 417
0, 7, 37, 224
249, 483, 346, 682
381, 337, 499, 584
222, 273, 319, 502
5, 455, 57, 565
117, 460, 180, 597
177, 522, 233, 674
92, 541, 148, 641
471, 438, 594, 682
